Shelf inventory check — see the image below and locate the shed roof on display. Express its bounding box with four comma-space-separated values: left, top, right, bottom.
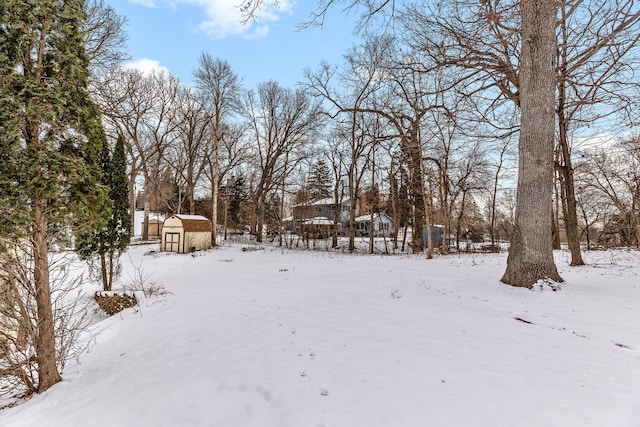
169, 214, 212, 232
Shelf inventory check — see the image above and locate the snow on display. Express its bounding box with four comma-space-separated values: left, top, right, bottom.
2, 246, 640, 426
173, 214, 209, 221
355, 212, 391, 222
292, 197, 342, 207
303, 217, 334, 225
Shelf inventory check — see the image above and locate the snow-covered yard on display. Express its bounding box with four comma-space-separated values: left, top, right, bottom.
2, 245, 639, 426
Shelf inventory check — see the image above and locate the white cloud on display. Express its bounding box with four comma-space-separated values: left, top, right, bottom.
130, 0, 158, 7
182, 0, 293, 39
123, 58, 170, 76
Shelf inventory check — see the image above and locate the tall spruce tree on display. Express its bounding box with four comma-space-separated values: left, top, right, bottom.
77, 133, 131, 291
0, 0, 110, 392
307, 159, 333, 201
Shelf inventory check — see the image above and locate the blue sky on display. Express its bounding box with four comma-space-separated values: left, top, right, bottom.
105, 0, 361, 89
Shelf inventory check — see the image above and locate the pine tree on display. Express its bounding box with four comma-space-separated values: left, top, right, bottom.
227, 176, 248, 228
77, 133, 130, 291
110, 135, 132, 251
307, 159, 333, 201
0, 0, 110, 392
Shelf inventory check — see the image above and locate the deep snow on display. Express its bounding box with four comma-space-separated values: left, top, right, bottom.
2, 244, 639, 426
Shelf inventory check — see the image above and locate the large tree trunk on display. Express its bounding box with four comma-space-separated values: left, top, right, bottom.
502, 0, 563, 287
402, 130, 425, 253
33, 202, 62, 392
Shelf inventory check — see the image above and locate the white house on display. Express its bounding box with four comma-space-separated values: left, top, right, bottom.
354, 213, 394, 237
161, 214, 212, 253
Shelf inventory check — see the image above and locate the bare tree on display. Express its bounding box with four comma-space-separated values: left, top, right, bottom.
324, 133, 348, 248
500, 0, 562, 286
84, 0, 129, 78
1, 241, 91, 398
194, 54, 243, 246
488, 137, 515, 250
306, 35, 442, 253
579, 138, 640, 247
204, 123, 251, 241
94, 69, 154, 233
421, 82, 491, 254
305, 50, 386, 252
554, 0, 640, 265
401, 0, 640, 267
169, 87, 211, 214
242, 81, 324, 242
95, 69, 181, 239
574, 176, 612, 250
401, 0, 562, 283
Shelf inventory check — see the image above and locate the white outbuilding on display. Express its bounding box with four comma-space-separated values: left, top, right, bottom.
161, 214, 212, 253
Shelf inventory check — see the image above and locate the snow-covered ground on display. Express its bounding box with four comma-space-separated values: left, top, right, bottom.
2, 245, 639, 426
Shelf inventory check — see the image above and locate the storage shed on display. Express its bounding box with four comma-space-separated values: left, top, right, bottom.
147, 218, 163, 238
161, 214, 212, 253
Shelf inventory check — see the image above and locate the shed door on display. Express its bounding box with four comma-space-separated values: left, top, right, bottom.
164, 232, 181, 252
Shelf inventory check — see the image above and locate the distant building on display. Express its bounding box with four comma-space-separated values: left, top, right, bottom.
292, 198, 350, 223
300, 216, 335, 239
290, 195, 395, 238
290, 198, 350, 238
353, 213, 394, 237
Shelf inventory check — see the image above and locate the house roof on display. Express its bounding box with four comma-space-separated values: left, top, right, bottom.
355, 213, 392, 223
303, 217, 334, 225
169, 214, 212, 232
292, 197, 349, 208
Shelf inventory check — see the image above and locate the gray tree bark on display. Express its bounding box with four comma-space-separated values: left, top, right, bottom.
501, 0, 563, 287
33, 203, 62, 392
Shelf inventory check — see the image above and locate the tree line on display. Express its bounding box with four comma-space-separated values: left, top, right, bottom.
0, 0, 639, 396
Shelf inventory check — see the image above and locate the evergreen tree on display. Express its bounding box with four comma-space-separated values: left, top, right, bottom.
77, 133, 131, 291
307, 159, 333, 201
227, 176, 248, 228
0, 0, 110, 392
110, 135, 132, 250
